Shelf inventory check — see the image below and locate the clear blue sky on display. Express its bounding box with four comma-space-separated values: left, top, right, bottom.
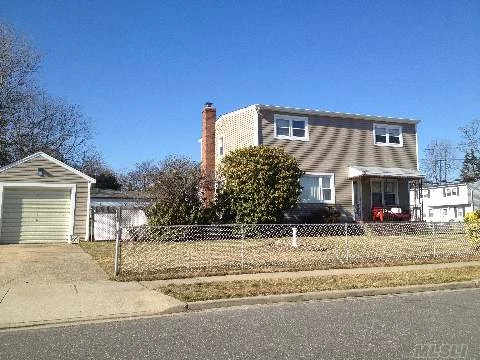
1, 0, 479, 171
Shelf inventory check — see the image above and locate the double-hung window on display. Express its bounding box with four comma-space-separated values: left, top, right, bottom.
455, 207, 464, 218
371, 179, 398, 206
373, 124, 403, 147
300, 173, 334, 204
274, 114, 308, 141
443, 187, 458, 197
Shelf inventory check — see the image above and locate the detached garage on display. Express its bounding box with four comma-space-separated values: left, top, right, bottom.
0, 152, 95, 244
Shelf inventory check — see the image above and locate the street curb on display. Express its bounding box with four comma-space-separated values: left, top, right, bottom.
0, 303, 187, 331
184, 280, 480, 312
2, 281, 479, 331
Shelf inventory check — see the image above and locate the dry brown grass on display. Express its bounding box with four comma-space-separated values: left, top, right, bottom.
158, 266, 480, 302
79, 241, 116, 278
80, 232, 480, 281
118, 233, 479, 281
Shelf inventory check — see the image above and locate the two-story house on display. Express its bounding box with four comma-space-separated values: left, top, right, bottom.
201, 103, 422, 222
409, 181, 480, 222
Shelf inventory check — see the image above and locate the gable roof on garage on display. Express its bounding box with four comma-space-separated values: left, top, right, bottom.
0, 152, 96, 183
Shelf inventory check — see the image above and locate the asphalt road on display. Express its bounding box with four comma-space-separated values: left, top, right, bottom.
1, 289, 480, 360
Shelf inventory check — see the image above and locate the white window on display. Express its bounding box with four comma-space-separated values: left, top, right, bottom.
373, 124, 403, 147
452, 187, 458, 196
218, 136, 224, 156
428, 209, 433, 217
421, 190, 430, 198
442, 208, 448, 216
371, 179, 398, 206
300, 173, 334, 204
274, 114, 308, 141
445, 188, 451, 196
455, 207, 464, 218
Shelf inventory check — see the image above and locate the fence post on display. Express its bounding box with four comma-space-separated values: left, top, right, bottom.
89, 207, 94, 241
241, 224, 245, 270
344, 223, 349, 262
291, 226, 298, 247
114, 208, 122, 276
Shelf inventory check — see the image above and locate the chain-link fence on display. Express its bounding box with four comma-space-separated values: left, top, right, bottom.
114, 222, 479, 279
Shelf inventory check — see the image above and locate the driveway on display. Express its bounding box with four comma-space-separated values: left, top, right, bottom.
0, 244, 107, 287
0, 244, 183, 329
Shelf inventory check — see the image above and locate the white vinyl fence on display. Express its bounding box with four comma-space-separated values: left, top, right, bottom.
91, 207, 147, 241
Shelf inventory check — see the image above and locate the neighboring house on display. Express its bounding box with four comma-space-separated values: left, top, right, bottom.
0, 152, 96, 243
90, 189, 148, 241
409, 181, 480, 222
201, 103, 423, 222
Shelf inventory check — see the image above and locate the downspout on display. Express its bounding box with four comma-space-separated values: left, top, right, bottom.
253, 105, 260, 146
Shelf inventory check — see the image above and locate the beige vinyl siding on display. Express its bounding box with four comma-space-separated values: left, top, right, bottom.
260, 110, 418, 215
1, 187, 71, 243
215, 106, 257, 168
0, 157, 90, 240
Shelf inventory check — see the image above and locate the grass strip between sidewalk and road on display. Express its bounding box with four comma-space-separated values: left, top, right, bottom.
156, 266, 480, 302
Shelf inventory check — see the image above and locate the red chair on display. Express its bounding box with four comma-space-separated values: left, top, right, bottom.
372, 207, 384, 222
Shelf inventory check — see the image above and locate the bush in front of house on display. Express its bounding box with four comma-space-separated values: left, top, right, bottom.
219, 146, 303, 224
464, 211, 480, 249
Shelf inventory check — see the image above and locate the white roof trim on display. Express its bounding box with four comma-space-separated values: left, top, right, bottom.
348, 165, 423, 179
0, 152, 96, 183
257, 104, 420, 124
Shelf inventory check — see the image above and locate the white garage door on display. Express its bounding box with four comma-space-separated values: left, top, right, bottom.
0, 187, 72, 243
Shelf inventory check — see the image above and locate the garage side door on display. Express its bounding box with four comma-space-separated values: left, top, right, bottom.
0, 187, 71, 243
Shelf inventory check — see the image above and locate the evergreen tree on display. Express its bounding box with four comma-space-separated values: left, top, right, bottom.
460, 149, 480, 182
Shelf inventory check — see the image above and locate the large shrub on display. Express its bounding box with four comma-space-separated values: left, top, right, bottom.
219, 145, 303, 223
146, 155, 216, 226
464, 211, 480, 249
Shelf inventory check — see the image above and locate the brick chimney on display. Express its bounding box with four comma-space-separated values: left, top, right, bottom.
201, 102, 216, 204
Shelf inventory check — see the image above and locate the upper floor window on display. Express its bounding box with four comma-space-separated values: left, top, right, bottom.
373, 124, 403, 147
300, 173, 334, 204
444, 187, 458, 197
274, 114, 309, 141
218, 136, 224, 156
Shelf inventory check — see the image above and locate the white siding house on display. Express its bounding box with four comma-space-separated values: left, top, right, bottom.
409, 181, 480, 222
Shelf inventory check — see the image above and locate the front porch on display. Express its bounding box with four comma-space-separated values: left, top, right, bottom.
349, 165, 423, 222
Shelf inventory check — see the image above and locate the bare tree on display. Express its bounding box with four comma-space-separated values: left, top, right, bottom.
146, 155, 208, 225
421, 139, 459, 184
459, 118, 480, 155
6, 92, 92, 164
119, 160, 160, 191
0, 20, 92, 166
79, 151, 121, 190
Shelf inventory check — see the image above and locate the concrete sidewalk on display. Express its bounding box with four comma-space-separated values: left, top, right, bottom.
0, 280, 184, 329
1, 260, 479, 330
